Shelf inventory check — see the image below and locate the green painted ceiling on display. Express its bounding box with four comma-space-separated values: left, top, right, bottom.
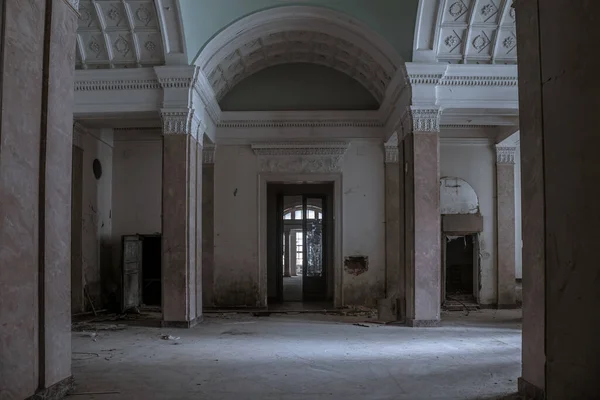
179, 0, 420, 65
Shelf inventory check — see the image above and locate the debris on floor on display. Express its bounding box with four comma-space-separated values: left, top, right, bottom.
161, 334, 180, 340
72, 322, 127, 332
353, 323, 370, 328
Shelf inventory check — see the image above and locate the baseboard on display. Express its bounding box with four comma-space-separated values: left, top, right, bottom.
518, 377, 545, 400
407, 319, 440, 327
161, 316, 201, 328
27, 376, 75, 400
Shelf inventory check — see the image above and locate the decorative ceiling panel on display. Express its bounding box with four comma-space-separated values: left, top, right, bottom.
76, 0, 165, 69
206, 30, 395, 104
436, 0, 516, 64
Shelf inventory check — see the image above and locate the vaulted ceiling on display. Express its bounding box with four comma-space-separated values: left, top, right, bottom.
76, 0, 166, 69
413, 0, 517, 64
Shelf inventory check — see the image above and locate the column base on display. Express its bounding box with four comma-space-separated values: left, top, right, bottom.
407, 319, 440, 327
161, 316, 202, 329
518, 377, 545, 400
27, 376, 75, 400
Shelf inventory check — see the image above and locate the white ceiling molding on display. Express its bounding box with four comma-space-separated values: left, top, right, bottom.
72, 61, 519, 141
76, 0, 186, 69
196, 6, 406, 106
413, 0, 517, 64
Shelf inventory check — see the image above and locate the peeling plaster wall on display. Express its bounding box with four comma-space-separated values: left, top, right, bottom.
342, 140, 386, 306
440, 177, 479, 214
80, 129, 114, 310
212, 140, 385, 307
440, 141, 496, 305
111, 139, 163, 306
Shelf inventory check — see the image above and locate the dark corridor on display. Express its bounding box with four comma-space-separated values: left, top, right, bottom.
445, 235, 475, 298
142, 235, 161, 306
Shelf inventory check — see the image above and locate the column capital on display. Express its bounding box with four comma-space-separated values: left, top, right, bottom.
203, 144, 216, 165
411, 107, 441, 133
161, 108, 206, 140
384, 132, 399, 163
496, 145, 517, 164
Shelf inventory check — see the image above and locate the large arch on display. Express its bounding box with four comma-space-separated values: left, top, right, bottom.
195, 6, 409, 106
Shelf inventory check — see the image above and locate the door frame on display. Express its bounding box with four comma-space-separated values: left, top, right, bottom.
259, 173, 343, 308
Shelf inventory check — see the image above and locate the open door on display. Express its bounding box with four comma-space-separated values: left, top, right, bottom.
122, 235, 142, 312
302, 196, 327, 301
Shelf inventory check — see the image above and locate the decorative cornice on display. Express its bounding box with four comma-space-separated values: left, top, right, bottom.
219, 120, 382, 129
411, 108, 441, 133
496, 146, 517, 164
203, 145, 216, 164
251, 142, 349, 157
409, 74, 443, 85
74, 79, 160, 92
407, 74, 518, 87
439, 76, 518, 87
441, 124, 499, 129
158, 77, 197, 89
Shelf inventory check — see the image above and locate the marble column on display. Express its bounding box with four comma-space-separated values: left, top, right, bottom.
404, 109, 441, 327
496, 146, 517, 308
517, 1, 600, 398
0, 0, 78, 398
202, 144, 215, 308
161, 110, 202, 328
382, 133, 405, 320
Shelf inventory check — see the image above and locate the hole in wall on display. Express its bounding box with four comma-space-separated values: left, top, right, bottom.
93, 159, 102, 180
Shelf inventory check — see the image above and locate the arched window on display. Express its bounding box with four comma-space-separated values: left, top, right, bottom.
283, 205, 322, 220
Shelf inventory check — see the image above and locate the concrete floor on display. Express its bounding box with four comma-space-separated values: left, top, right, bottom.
71, 310, 522, 400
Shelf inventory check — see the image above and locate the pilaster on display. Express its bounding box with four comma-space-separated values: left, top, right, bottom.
404, 108, 442, 327
496, 145, 517, 308
382, 133, 405, 321
160, 108, 203, 327
201, 144, 215, 307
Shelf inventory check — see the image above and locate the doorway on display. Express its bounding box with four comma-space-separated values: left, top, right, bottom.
443, 235, 477, 304
267, 183, 334, 306
121, 234, 162, 311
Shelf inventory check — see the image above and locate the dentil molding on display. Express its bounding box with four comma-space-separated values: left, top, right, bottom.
496, 146, 517, 164
252, 142, 349, 173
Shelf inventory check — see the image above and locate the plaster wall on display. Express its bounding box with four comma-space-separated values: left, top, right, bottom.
220, 64, 379, 111
342, 140, 386, 306
212, 140, 385, 307
111, 139, 163, 297
440, 141, 496, 305
80, 129, 113, 309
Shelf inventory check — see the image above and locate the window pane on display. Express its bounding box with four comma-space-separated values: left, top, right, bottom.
308, 210, 315, 219
295, 210, 302, 220
283, 213, 291, 220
